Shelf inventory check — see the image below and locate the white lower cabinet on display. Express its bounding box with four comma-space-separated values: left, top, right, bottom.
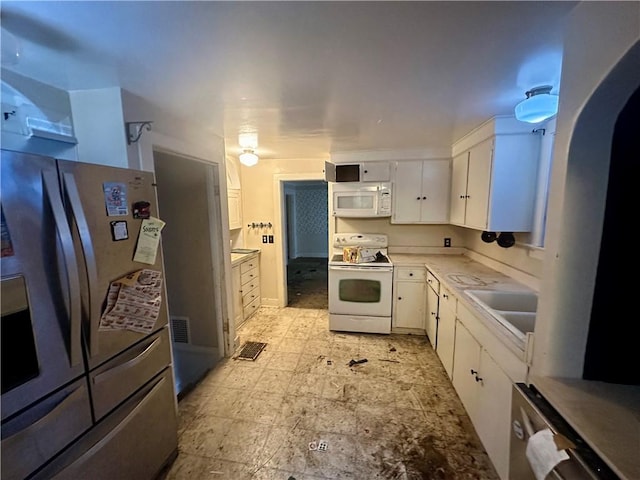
232, 253, 261, 328
435, 285, 456, 378
231, 265, 243, 328
425, 270, 440, 349
453, 320, 513, 480
392, 266, 426, 331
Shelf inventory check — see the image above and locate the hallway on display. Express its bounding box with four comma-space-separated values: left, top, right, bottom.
287, 257, 328, 309
161, 297, 499, 479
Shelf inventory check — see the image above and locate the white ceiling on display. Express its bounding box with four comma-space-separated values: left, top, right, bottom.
1, 1, 577, 161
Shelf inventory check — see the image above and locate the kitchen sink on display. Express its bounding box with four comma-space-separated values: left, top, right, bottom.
464, 289, 538, 341
231, 248, 259, 254
498, 311, 536, 335
464, 289, 538, 313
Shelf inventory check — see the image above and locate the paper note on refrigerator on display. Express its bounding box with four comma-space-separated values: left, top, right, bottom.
133, 216, 165, 265
100, 269, 163, 333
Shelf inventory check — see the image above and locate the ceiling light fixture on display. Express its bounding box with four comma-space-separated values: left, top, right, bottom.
239, 149, 258, 167
514, 85, 559, 124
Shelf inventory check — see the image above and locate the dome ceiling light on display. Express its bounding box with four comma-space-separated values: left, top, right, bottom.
515, 85, 559, 124
239, 149, 258, 167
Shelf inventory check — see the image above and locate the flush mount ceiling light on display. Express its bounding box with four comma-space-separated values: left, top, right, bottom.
515, 85, 559, 123
239, 149, 258, 167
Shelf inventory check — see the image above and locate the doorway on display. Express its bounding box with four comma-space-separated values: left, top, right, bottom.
153, 150, 226, 397
282, 180, 328, 308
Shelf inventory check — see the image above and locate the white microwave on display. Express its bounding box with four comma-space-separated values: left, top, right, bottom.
331, 182, 392, 217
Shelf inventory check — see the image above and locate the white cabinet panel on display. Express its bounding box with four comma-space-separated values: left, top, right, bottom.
426, 284, 439, 349
436, 285, 456, 378
392, 160, 450, 224
228, 189, 242, 230
361, 162, 390, 182
392, 266, 427, 332
450, 127, 540, 232
393, 281, 426, 330
453, 320, 513, 480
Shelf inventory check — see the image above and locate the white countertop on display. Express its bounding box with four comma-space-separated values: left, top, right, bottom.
389, 252, 535, 357
230, 249, 260, 266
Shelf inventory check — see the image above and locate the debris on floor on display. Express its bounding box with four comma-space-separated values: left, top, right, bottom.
348, 358, 368, 367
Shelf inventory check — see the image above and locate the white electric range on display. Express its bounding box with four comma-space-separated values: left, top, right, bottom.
328, 233, 393, 334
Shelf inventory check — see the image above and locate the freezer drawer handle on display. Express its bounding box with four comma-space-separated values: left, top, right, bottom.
62, 172, 100, 357
42, 170, 82, 366
2, 386, 86, 450
93, 337, 162, 385
51, 375, 168, 473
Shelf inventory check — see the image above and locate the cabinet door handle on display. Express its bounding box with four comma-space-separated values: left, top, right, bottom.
470, 369, 478, 375
398, 296, 402, 300
409, 273, 413, 276
416, 196, 421, 200
475, 375, 483, 383
442, 294, 448, 299
460, 195, 465, 199
422, 196, 427, 200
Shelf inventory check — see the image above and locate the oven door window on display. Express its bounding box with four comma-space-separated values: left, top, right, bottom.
1, 275, 40, 394
339, 278, 381, 303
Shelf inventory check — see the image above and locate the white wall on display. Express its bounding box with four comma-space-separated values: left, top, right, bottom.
69, 88, 129, 168
532, 2, 640, 378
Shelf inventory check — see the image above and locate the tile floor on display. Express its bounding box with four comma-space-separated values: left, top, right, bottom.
160, 259, 499, 479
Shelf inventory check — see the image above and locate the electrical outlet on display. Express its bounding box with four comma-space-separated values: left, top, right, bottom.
262, 235, 268, 243
268, 235, 274, 243
444, 237, 451, 247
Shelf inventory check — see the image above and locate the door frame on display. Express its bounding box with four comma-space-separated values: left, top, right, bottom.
152, 147, 228, 359
273, 173, 325, 307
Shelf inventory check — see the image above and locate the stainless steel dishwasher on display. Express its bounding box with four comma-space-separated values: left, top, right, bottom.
510, 383, 619, 479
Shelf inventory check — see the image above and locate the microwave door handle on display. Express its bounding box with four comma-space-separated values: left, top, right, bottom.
42, 171, 82, 366
62, 172, 100, 357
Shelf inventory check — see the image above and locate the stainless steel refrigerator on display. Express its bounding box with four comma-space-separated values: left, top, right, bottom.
1, 149, 178, 479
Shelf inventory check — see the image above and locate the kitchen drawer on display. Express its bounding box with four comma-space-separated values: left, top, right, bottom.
242, 276, 260, 293
395, 266, 426, 281
426, 270, 440, 294
241, 268, 258, 286
1, 378, 93, 480
240, 258, 259, 275
89, 328, 172, 421
33, 369, 178, 480
242, 286, 260, 307
243, 296, 261, 319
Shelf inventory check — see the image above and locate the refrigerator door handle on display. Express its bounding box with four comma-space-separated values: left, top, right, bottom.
62, 172, 100, 357
42, 170, 82, 366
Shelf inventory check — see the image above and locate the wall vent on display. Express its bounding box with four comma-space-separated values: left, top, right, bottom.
171, 316, 191, 344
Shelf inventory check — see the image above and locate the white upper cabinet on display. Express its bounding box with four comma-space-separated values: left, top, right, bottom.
450, 117, 541, 232
361, 161, 391, 182
391, 159, 450, 224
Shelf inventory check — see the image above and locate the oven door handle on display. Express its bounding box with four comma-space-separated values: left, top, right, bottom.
329, 265, 393, 273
